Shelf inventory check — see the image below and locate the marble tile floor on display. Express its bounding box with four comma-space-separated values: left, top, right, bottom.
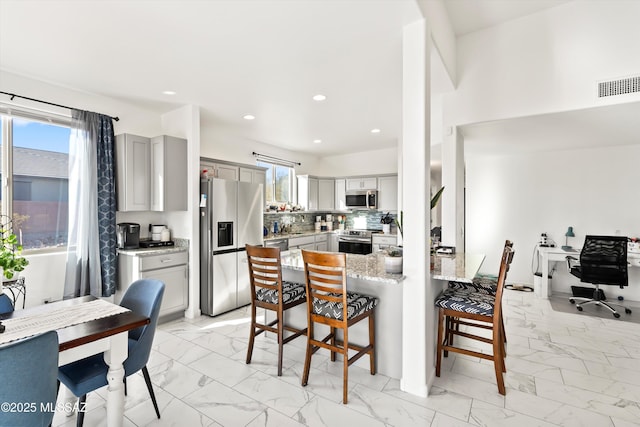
52, 290, 640, 426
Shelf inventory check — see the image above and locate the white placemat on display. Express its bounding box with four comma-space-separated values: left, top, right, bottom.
0, 299, 130, 346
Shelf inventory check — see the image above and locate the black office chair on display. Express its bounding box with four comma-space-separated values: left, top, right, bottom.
566, 235, 631, 318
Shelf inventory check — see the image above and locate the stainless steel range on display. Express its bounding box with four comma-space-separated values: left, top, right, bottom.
338, 230, 378, 255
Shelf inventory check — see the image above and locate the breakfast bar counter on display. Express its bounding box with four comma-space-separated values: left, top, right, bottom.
277, 249, 404, 378
280, 249, 405, 284
431, 253, 485, 283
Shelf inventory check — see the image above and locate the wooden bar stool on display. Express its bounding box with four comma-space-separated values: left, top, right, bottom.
300, 250, 377, 404
245, 244, 307, 376
435, 241, 514, 395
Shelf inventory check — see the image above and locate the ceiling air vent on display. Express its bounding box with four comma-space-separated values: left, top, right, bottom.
598, 75, 640, 98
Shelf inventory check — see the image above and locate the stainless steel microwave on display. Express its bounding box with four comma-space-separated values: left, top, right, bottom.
345, 189, 377, 209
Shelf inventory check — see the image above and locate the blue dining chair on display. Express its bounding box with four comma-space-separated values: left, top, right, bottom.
0, 294, 15, 314
58, 279, 165, 427
0, 331, 59, 427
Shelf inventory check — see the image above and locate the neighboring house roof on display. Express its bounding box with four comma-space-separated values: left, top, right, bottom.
0, 147, 68, 179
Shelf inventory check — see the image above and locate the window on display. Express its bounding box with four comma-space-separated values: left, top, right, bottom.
0, 114, 70, 251
257, 160, 294, 204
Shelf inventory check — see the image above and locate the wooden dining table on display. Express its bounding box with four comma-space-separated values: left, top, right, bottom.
0, 296, 149, 427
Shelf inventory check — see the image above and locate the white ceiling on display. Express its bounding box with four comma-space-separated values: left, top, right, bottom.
442, 0, 571, 36
2, 0, 627, 159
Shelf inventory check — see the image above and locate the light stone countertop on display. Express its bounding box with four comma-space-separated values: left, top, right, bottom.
118, 238, 190, 256
280, 248, 405, 284
431, 253, 485, 283
117, 246, 188, 256
263, 230, 339, 241
264, 230, 398, 241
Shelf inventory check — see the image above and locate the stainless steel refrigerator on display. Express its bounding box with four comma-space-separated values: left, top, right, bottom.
200, 178, 263, 316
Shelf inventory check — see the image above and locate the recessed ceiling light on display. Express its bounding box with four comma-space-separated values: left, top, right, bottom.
313, 139, 322, 144
243, 114, 255, 120
162, 90, 176, 95
371, 128, 381, 134
312, 94, 327, 101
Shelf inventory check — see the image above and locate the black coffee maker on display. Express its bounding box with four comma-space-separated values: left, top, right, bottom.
116, 223, 140, 249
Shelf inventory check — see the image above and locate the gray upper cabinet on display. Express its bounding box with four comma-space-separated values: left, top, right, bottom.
117, 133, 187, 212
299, 176, 335, 211
239, 167, 266, 187
297, 175, 319, 211
335, 179, 347, 210
346, 177, 377, 190
216, 164, 239, 180
377, 175, 398, 212
116, 133, 150, 212
318, 179, 335, 210
150, 135, 188, 211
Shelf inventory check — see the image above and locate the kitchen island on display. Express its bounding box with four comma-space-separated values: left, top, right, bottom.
272, 250, 485, 381
277, 249, 405, 378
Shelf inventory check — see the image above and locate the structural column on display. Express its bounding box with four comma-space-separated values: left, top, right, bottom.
401, 18, 431, 398
441, 127, 465, 251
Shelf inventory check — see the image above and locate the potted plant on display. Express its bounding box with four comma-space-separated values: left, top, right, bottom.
395, 211, 403, 239
0, 218, 29, 282
394, 186, 444, 241
431, 186, 445, 210
384, 246, 403, 274
380, 212, 393, 234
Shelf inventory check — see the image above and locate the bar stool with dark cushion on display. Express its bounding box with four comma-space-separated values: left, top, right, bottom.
435, 241, 514, 395
245, 244, 307, 376
300, 249, 377, 404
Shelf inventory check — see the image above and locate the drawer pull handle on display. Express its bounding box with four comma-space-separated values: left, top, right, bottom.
160, 258, 172, 263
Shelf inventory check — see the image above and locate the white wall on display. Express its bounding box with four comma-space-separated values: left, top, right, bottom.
161, 105, 202, 318
316, 146, 398, 177
200, 125, 401, 179
466, 144, 640, 301
443, 1, 640, 302
20, 252, 67, 306
446, 1, 640, 126
200, 126, 320, 175
0, 71, 162, 137
416, 0, 456, 88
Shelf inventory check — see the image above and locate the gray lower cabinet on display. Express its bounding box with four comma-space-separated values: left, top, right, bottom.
288, 235, 315, 250
372, 234, 397, 252
289, 234, 329, 251
328, 232, 339, 252
117, 249, 189, 318
314, 234, 328, 251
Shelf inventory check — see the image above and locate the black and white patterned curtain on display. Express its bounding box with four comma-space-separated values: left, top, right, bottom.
64, 110, 117, 298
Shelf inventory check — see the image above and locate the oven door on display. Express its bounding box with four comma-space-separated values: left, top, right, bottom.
339, 239, 372, 255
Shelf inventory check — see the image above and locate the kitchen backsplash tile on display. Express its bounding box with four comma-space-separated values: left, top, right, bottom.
264, 211, 396, 234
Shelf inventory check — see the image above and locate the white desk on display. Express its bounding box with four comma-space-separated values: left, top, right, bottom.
537, 246, 577, 299
537, 245, 640, 299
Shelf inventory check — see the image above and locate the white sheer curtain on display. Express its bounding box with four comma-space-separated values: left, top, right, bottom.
64, 110, 102, 298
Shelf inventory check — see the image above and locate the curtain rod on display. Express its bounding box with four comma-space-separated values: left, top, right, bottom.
0, 91, 119, 122
252, 151, 301, 166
